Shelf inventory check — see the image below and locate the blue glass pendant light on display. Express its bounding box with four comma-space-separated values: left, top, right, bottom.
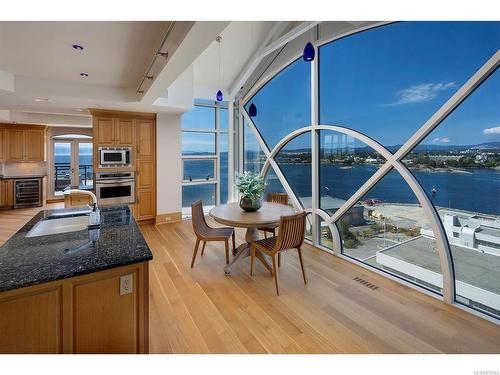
303, 42, 315, 62
248, 103, 257, 117
216, 36, 223, 102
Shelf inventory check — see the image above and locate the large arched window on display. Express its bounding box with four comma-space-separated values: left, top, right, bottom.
241, 21, 500, 320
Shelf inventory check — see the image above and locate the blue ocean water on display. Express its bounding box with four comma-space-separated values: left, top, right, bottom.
183, 160, 499, 216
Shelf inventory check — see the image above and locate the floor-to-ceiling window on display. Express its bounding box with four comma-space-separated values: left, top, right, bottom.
181, 101, 230, 215
240, 21, 500, 320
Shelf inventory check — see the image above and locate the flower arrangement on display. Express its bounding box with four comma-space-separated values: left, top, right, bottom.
236, 171, 266, 211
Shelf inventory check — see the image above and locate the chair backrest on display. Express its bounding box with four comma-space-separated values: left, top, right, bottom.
274, 211, 307, 253
191, 200, 210, 237
266, 192, 289, 205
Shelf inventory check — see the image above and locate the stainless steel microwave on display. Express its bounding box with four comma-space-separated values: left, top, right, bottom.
98, 147, 132, 167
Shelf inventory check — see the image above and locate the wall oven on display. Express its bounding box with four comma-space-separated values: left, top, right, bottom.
98, 147, 132, 168
95, 171, 135, 205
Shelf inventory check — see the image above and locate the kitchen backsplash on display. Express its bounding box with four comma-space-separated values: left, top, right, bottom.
2, 162, 48, 177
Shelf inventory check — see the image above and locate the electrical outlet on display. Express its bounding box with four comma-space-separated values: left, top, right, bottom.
120, 274, 133, 295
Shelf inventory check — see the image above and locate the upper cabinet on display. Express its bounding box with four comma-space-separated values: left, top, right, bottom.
0, 126, 5, 162
95, 118, 115, 146
25, 130, 45, 161
0, 125, 46, 162
136, 119, 155, 158
116, 118, 135, 147
94, 117, 135, 147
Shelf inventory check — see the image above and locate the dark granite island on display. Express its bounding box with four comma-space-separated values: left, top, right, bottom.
0, 205, 152, 354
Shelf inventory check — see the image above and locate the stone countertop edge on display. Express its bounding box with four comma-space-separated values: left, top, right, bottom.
0, 205, 153, 293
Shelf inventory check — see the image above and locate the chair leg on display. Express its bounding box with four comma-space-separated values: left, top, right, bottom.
278, 252, 281, 267
201, 241, 206, 256
191, 238, 200, 268
232, 232, 236, 253
250, 246, 256, 276
264, 231, 267, 239
297, 247, 307, 285
224, 239, 229, 265
272, 254, 280, 296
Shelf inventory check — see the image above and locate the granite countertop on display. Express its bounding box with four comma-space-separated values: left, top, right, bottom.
0, 205, 153, 293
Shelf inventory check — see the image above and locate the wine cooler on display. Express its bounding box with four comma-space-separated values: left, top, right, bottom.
14, 178, 42, 208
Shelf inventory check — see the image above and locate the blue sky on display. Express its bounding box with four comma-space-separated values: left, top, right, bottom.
243, 21, 499, 151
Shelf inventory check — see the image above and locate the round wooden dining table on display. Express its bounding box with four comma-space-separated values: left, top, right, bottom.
209, 202, 295, 275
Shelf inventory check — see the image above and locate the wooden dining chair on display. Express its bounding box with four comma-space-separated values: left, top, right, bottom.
250, 211, 307, 295
258, 193, 289, 238
190, 200, 236, 268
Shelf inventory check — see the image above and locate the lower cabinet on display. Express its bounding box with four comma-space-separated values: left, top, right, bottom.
64, 192, 93, 208
135, 189, 155, 221
0, 179, 14, 209
0, 262, 149, 354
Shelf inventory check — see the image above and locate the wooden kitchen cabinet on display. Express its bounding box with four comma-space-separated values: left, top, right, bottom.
95, 117, 115, 146
136, 119, 155, 158
25, 129, 45, 161
0, 262, 149, 354
94, 117, 135, 147
90, 110, 156, 222
3, 125, 46, 162
0, 179, 14, 208
115, 118, 135, 147
7, 129, 25, 161
135, 189, 155, 220
136, 159, 154, 190
0, 126, 5, 162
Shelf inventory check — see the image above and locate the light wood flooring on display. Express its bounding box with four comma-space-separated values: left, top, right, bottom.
1, 204, 499, 353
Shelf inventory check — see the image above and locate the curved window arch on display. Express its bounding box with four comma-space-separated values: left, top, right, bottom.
244, 58, 311, 150
241, 21, 500, 320
319, 21, 499, 151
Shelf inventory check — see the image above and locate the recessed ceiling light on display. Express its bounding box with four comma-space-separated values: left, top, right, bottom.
80, 73, 89, 77
33, 98, 52, 102
72, 44, 84, 51
75, 108, 85, 112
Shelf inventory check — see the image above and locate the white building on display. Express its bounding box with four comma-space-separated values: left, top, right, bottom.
442, 213, 500, 256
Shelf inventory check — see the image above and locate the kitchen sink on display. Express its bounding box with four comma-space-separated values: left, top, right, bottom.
26, 215, 90, 238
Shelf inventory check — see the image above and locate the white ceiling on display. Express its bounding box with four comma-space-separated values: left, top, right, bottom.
0, 21, 220, 126
0, 21, 170, 88
192, 22, 277, 98
0, 21, 370, 128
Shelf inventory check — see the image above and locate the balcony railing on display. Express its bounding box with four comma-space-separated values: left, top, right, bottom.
54, 163, 93, 191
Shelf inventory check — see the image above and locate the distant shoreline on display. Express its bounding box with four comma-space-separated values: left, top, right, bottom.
262, 161, 499, 172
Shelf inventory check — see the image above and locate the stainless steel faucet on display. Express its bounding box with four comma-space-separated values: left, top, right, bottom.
65, 189, 101, 227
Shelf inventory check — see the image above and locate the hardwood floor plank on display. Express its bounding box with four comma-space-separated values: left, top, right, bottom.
1, 205, 498, 354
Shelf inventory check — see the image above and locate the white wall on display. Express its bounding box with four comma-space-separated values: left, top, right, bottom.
156, 113, 182, 215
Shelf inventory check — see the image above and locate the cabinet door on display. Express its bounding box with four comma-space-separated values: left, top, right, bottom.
115, 119, 135, 147
25, 130, 45, 161
0, 180, 14, 208
7, 129, 25, 161
95, 118, 115, 146
0, 128, 5, 161
0, 287, 62, 353
73, 273, 138, 353
135, 119, 154, 159
136, 189, 155, 220
136, 160, 154, 190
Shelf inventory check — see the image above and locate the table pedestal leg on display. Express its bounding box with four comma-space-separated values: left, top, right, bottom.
224, 227, 273, 276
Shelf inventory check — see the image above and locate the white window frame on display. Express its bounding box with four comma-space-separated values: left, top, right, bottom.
181, 102, 231, 215
237, 22, 500, 324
